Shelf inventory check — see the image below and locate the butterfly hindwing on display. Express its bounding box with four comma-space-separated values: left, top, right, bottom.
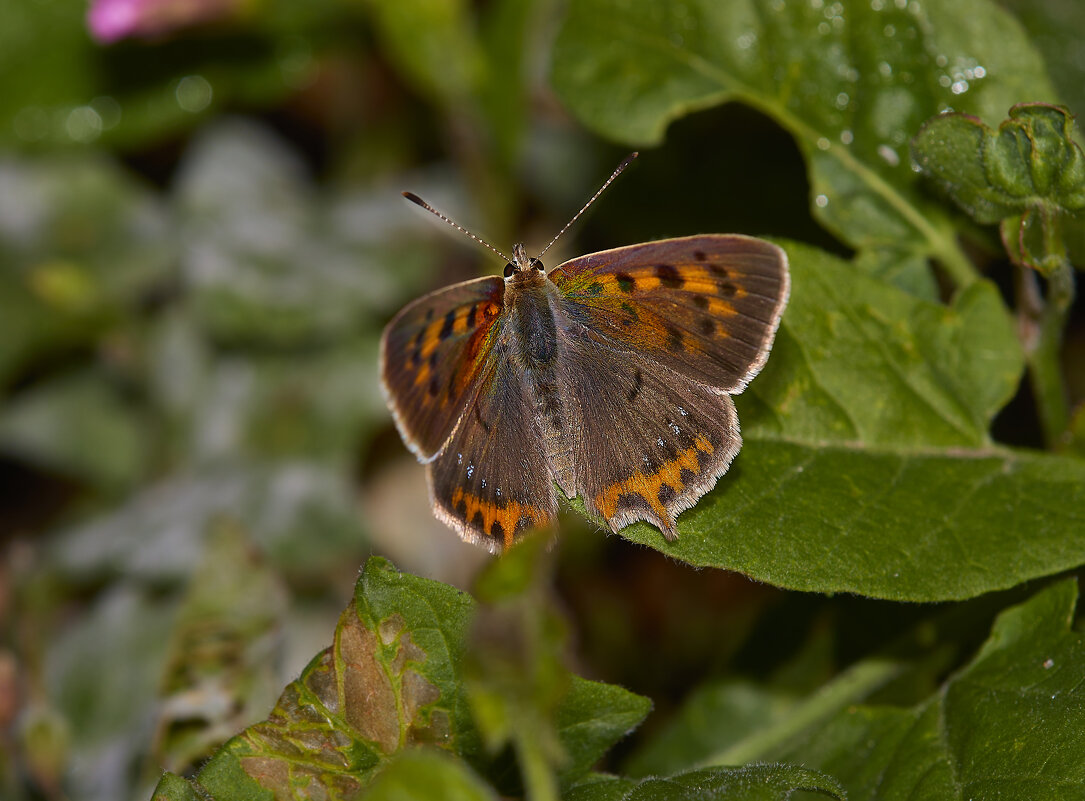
380, 276, 504, 460
427, 350, 557, 552
549, 234, 789, 393
554, 334, 741, 540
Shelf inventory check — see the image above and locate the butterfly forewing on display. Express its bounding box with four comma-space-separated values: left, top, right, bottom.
380, 276, 504, 460
427, 351, 558, 552
549, 235, 789, 393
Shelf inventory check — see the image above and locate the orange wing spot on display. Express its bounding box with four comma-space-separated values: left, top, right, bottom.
413, 363, 431, 387
682, 279, 719, 295
594, 435, 716, 524
706, 298, 736, 317
419, 320, 445, 359
450, 487, 546, 548
452, 309, 470, 336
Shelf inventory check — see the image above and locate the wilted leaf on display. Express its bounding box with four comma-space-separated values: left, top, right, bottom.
151, 557, 652, 799
153, 520, 287, 775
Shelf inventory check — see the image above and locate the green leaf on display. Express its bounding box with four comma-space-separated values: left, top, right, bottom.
464, 535, 653, 796
557, 678, 654, 785
0, 0, 336, 149
565, 764, 845, 801
741, 243, 1022, 448
173, 120, 433, 346
628, 439, 1085, 602
362, 0, 484, 107
1001, 0, 1085, 119
0, 153, 172, 388
466, 536, 570, 798
913, 103, 1085, 273
586, 241, 1077, 602
763, 580, 1085, 800
151, 772, 202, 801
365, 749, 499, 801
51, 463, 368, 584
150, 557, 652, 799
552, 0, 1058, 290
623, 680, 798, 779
912, 102, 1085, 217
589, 243, 1085, 601
0, 372, 148, 491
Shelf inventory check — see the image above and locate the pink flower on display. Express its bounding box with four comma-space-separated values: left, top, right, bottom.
87, 0, 242, 44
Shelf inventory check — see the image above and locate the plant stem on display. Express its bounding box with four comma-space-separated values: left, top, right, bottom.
1017, 258, 1076, 449
516, 729, 560, 801
699, 656, 906, 768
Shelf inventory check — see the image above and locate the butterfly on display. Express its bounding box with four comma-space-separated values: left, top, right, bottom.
380, 154, 789, 553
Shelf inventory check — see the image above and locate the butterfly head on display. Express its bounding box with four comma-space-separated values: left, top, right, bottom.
503, 242, 545, 280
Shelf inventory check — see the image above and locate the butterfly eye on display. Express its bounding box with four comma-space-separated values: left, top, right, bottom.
531, 258, 544, 272
503, 263, 515, 277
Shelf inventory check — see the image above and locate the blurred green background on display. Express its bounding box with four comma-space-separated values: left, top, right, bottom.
2, 1, 1083, 800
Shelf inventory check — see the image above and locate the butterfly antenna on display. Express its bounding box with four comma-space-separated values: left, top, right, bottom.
535, 152, 638, 261
402, 191, 512, 264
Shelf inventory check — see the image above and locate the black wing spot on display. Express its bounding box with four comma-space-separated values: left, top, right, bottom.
617, 492, 649, 512
708, 263, 730, 278
428, 378, 440, 397
587, 281, 604, 296
471, 511, 485, 530
428, 351, 439, 369
439, 309, 457, 340
694, 250, 707, 261
466, 304, 477, 329
455, 497, 468, 517
665, 324, 683, 352
628, 368, 644, 403
425, 307, 435, 321
657, 483, 677, 506
693, 295, 709, 309
719, 281, 738, 297
699, 318, 715, 335
490, 519, 505, 540
616, 272, 636, 293
655, 263, 684, 289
